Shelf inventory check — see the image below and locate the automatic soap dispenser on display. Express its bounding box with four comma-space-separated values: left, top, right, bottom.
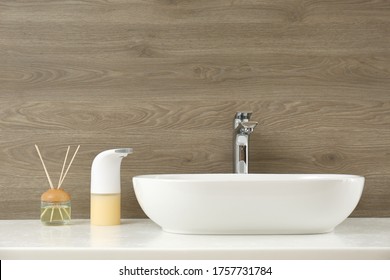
90, 148, 133, 226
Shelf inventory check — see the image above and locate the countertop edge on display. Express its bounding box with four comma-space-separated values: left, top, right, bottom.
1, 247, 390, 260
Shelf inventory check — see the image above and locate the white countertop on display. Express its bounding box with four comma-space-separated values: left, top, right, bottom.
0, 218, 389, 260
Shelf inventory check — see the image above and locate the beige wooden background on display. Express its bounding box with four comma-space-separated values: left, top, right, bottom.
0, 0, 389, 219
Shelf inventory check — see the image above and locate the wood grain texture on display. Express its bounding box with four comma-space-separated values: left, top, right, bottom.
0, 0, 389, 219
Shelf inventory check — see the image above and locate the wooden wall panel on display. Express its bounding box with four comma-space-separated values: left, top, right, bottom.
0, 0, 389, 219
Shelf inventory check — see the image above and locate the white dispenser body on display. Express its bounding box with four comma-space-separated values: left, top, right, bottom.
90, 148, 132, 225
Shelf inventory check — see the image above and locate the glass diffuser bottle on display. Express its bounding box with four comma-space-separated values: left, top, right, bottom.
41, 188, 71, 225
35, 144, 80, 226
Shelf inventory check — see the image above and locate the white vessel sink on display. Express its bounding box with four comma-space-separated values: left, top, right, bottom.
132, 174, 364, 234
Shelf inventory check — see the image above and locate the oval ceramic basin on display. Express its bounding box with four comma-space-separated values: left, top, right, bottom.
132, 174, 364, 234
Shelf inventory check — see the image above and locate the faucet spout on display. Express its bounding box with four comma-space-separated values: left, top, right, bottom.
237, 121, 258, 134
233, 112, 258, 174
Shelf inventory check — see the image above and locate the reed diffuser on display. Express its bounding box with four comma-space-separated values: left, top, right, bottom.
35, 144, 80, 225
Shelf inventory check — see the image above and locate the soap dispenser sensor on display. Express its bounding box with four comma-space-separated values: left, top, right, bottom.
90, 148, 132, 226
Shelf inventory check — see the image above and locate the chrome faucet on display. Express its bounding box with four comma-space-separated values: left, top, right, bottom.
234, 112, 258, 174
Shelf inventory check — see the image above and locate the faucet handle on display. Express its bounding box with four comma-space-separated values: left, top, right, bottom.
235, 111, 253, 121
